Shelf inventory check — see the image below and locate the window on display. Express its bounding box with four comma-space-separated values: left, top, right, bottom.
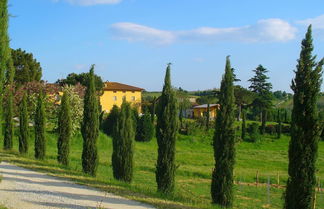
132, 91, 135, 93
131, 96, 135, 101
113, 96, 117, 101
113, 91, 117, 93
122, 91, 126, 93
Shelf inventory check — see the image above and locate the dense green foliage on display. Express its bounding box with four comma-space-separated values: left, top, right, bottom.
11, 48, 42, 87
277, 109, 282, 139
241, 110, 246, 140
247, 122, 261, 143
56, 72, 104, 92
57, 91, 72, 166
19, 93, 29, 154
81, 66, 99, 176
211, 56, 236, 207
156, 64, 178, 194
3, 89, 14, 150
34, 92, 46, 160
136, 110, 154, 142
284, 25, 324, 209
102, 105, 119, 136
112, 101, 134, 182
248, 65, 273, 134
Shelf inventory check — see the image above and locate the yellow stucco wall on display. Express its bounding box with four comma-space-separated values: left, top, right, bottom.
100, 90, 142, 113
193, 107, 217, 118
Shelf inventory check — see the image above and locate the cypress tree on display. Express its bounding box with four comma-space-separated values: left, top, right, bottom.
206, 103, 210, 130
81, 65, 99, 176
1, 0, 14, 148
35, 92, 46, 160
277, 109, 282, 139
112, 101, 134, 182
102, 105, 119, 136
284, 25, 324, 209
136, 109, 154, 142
3, 89, 13, 150
211, 56, 236, 207
57, 91, 72, 166
156, 63, 178, 194
151, 96, 156, 123
241, 109, 246, 140
19, 93, 29, 154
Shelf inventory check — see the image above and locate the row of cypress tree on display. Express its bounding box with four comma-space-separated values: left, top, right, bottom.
211, 25, 324, 209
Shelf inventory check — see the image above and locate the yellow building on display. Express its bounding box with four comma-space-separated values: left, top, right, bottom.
192, 104, 220, 119
100, 82, 144, 113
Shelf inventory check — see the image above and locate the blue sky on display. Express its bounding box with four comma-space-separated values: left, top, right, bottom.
8, 0, 324, 92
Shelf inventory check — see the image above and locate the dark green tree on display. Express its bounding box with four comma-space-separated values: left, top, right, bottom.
56, 72, 104, 92
206, 103, 210, 130
102, 105, 119, 136
248, 65, 273, 134
11, 48, 42, 87
211, 56, 236, 207
0, 0, 11, 139
35, 92, 46, 160
1, 0, 15, 150
3, 89, 13, 150
136, 109, 154, 142
81, 65, 99, 176
57, 91, 72, 166
156, 63, 178, 194
112, 101, 134, 182
277, 109, 282, 139
241, 109, 246, 140
284, 25, 324, 209
19, 93, 29, 154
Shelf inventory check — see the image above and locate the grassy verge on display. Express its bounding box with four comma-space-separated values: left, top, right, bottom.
1, 129, 324, 208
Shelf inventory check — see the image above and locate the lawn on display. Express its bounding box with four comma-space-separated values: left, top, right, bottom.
1, 128, 324, 209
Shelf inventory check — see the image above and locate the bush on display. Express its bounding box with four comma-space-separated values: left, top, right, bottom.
246, 123, 261, 143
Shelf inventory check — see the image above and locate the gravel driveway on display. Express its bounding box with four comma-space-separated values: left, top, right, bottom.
0, 162, 155, 209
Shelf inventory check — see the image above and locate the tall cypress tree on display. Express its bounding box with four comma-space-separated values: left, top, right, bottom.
241, 109, 246, 141
284, 25, 324, 209
0, 0, 13, 145
3, 89, 13, 150
19, 93, 29, 154
81, 65, 99, 176
277, 109, 282, 139
211, 56, 236, 207
156, 63, 178, 194
112, 101, 134, 182
57, 90, 72, 166
35, 92, 46, 160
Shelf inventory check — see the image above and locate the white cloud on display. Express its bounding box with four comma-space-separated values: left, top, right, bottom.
110, 19, 297, 45
297, 14, 324, 29
53, 0, 122, 6
110, 22, 176, 45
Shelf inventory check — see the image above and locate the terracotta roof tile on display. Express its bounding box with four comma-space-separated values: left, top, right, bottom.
103, 82, 144, 91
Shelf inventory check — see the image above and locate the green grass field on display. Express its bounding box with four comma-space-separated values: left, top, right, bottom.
1, 128, 324, 209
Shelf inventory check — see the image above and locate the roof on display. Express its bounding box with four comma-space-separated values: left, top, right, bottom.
193, 104, 220, 109
103, 82, 144, 91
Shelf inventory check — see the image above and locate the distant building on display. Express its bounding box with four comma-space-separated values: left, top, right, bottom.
100, 82, 144, 113
192, 104, 220, 119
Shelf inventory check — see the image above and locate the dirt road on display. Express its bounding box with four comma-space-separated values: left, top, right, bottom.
0, 162, 154, 209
